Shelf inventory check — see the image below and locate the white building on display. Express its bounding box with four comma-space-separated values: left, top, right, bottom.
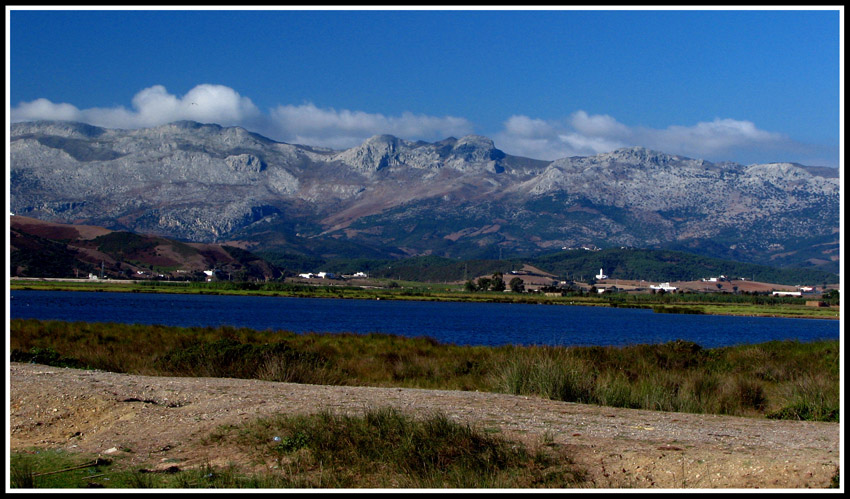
595, 268, 608, 280
298, 273, 314, 279
650, 282, 678, 292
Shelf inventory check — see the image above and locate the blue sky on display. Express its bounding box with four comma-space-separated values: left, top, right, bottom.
7, 7, 843, 167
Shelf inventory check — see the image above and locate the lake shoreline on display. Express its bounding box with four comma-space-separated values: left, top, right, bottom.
9, 278, 840, 321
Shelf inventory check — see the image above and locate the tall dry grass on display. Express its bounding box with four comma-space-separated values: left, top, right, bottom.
10, 319, 839, 421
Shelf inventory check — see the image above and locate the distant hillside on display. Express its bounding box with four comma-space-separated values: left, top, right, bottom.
264, 248, 839, 286
10, 216, 838, 287
528, 248, 839, 286
10, 216, 282, 280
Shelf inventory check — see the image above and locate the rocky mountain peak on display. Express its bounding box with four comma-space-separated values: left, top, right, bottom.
364, 134, 402, 146
332, 134, 408, 172
12, 120, 108, 139
550, 146, 713, 173
454, 134, 495, 149
450, 135, 505, 163
601, 146, 688, 166
152, 120, 226, 136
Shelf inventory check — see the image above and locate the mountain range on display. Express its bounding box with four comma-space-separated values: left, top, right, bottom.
9, 120, 841, 273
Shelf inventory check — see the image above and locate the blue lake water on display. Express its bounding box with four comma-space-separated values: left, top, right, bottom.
9, 290, 840, 348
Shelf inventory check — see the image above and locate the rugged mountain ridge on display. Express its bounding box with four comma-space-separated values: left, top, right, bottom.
9, 120, 840, 272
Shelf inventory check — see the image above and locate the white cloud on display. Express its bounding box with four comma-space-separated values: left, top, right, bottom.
11, 84, 473, 150
502, 115, 556, 138
11, 98, 82, 122
11, 85, 828, 165
11, 84, 262, 131
569, 110, 630, 138
494, 111, 796, 163
559, 133, 627, 156
268, 102, 473, 148
645, 118, 785, 156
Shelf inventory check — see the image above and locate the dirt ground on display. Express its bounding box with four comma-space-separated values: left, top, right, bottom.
8, 362, 841, 490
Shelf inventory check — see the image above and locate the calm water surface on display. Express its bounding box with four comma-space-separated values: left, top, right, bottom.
9, 290, 839, 348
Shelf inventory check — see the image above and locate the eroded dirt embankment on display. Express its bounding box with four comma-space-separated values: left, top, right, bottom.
9, 362, 841, 489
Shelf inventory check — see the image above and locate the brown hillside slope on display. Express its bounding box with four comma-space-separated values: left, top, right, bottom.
10, 215, 279, 280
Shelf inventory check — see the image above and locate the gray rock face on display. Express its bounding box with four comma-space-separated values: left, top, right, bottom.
330, 133, 507, 175
9, 120, 840, 269
225, 153, 266, 173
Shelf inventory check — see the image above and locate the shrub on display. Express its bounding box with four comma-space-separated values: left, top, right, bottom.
9, 347, 85, 369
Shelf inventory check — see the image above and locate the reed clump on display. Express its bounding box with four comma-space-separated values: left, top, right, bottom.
10, 319, 839, 421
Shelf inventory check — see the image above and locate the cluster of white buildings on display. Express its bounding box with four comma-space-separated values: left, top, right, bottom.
298, 271, 336, 279
561, 245, 602, 251
593, 268, 678, 292
296, 271, 369, 280
650, 282, 678, 292
772, 286, 817, 297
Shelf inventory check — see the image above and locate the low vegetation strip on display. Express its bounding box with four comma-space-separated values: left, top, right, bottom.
10, 319, 839, 422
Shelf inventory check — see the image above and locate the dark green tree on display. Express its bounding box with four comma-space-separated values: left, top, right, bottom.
491, 273, 506, 292
509, 277, 525, 293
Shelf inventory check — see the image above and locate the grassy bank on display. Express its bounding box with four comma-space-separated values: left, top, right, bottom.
11, 407, 585, 488
10, 319, 839, 422
10, 278, 840, 319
